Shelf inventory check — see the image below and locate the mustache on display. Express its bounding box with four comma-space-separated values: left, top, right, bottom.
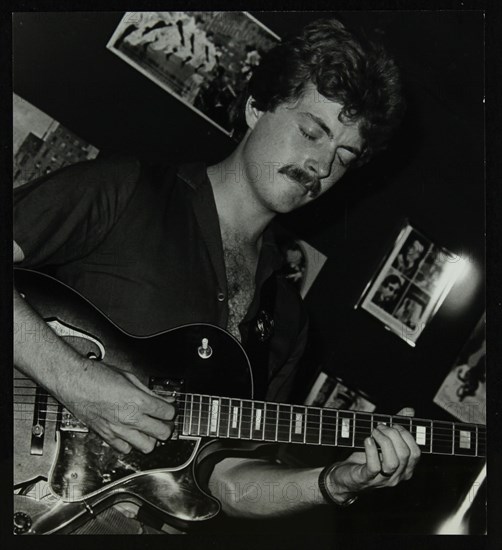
278, 164, 321, 197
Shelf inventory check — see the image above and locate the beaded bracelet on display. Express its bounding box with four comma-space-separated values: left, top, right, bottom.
318, 463, 359, 507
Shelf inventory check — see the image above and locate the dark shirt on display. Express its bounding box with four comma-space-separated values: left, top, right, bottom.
14, 156, 308, 402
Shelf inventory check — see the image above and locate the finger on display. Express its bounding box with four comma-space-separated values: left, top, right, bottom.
372, 425, 400, 476
125, 372, 177, 404
397, 407, 415, 417
392, 424, 421, 479
136, 415, 175, 441
113, 425, 157, 454
363, 436, 382, 480
377, 425, 411, 478
107, 436, 132, 454
144, 395, 177, 421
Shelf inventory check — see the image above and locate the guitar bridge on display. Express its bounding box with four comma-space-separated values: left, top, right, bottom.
59, 410, 89, 433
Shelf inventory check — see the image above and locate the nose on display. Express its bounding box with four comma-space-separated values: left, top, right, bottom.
305, 153, 332, 179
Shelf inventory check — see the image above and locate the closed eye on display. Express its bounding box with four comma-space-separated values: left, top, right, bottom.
299, 128, 316, 141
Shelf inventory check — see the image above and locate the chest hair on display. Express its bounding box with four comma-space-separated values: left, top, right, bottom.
222, 234, 257, 341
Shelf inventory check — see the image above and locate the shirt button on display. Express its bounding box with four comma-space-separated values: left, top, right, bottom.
217, 292, 225, 302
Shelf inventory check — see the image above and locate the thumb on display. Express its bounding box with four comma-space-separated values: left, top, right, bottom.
397, 407, 415, 417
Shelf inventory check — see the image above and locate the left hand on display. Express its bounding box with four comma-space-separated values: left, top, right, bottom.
327, 408, 421, 501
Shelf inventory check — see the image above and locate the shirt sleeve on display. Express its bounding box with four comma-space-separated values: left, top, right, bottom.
14, 155, 140, 269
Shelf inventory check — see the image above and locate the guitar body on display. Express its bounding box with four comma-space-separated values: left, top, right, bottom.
14, 269, 255, 533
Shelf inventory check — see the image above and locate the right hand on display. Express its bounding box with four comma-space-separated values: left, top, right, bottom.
56, 359, 176, 454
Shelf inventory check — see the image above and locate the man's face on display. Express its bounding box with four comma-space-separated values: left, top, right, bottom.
380, 280, 400, 301
241, 83, 364, 214
405, 240, 424, 263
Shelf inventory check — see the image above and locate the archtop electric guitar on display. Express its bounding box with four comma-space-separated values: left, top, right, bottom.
13, 269, 486, 534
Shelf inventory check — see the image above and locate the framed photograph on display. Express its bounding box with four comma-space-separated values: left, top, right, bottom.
277, 237, 327, 298
433, 314, 486, 424
106, 12, 280, 137
304, 371, 376, 412
13, 94, 99, 188
356, 222, 467, 346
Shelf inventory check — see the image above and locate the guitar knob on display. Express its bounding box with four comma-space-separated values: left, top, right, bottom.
14, 512, 32, 534
198, 338, 212, 359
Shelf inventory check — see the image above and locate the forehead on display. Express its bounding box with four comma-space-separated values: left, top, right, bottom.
280, 84, 363, 142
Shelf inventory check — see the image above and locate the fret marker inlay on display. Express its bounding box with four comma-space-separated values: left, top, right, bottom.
255, 408, 262, 430
416, 425, 426, 445
341, 417, 351, 438
294, 413, 303, 435
459, 430, 471, 449
210, 399, 219, 433
232, 407, 239, 429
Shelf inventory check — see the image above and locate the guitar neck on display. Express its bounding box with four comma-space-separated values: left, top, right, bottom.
178, 393, 486, 458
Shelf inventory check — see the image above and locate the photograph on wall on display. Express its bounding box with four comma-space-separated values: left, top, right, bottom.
304, 371, 376, 412
277, 237, 327, 298
433, 314, 486, 425
13, 93, 99, 188
107, 12, 280, 137
356, 223, 468, 346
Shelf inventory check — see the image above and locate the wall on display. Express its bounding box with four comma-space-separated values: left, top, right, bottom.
12, 11, 486, 533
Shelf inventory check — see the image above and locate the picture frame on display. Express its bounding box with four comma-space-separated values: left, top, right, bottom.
106, 11, 280, 138
356, 222, 467, 346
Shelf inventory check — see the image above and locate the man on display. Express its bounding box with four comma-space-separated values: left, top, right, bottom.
372, 274, 404, 313
13, 17, 420, 533
393, 238, 426, 278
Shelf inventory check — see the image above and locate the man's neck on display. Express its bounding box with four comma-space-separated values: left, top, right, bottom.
207, 143, 274, 247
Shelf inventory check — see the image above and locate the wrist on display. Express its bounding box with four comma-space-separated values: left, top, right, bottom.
318, 463, 358, 507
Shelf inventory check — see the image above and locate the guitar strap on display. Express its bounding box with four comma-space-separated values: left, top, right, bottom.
243, 274, 277, 401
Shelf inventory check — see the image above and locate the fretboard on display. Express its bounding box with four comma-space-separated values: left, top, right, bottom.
178, 394, 486, 458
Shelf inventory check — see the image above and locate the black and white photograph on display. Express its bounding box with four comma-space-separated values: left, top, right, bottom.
107, 12, 279, 137
13, 93, 99, 188
358, 223, 469, 346
10, 8, 492, 541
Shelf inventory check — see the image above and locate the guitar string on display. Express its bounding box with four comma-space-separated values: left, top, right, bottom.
12, 382, 486, 431
12, 386, 486, 428
12, 413, 486, 448
12, 386, 486, 440
12, 395, 487, 436
12, 380, 487, 429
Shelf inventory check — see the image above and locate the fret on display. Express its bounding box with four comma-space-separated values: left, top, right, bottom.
431, 420, 454, 455
252, 401, 265, 441
336, 410, 354, 448
305, 407, 321, 444
320, 408, 338, 447
200, 395, 210, 436
264, 403, 278, 442
453, 423, 477, 456
353, 411, 372, 448
411, 419, 432, 453
240, 400, 253, 440
291, 406, 307, 444
277, 405, 292, 443
229, 399, 241, 439
209, 397, 220, 435
452, 422, 456, 455
190, 394, 201, 436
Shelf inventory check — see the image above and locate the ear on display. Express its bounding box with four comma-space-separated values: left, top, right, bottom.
244, 96, 264, 130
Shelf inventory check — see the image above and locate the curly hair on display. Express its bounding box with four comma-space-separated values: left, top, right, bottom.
234, 18, 405, 166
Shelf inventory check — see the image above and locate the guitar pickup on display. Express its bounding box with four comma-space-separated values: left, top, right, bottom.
149, 377, 184, 396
